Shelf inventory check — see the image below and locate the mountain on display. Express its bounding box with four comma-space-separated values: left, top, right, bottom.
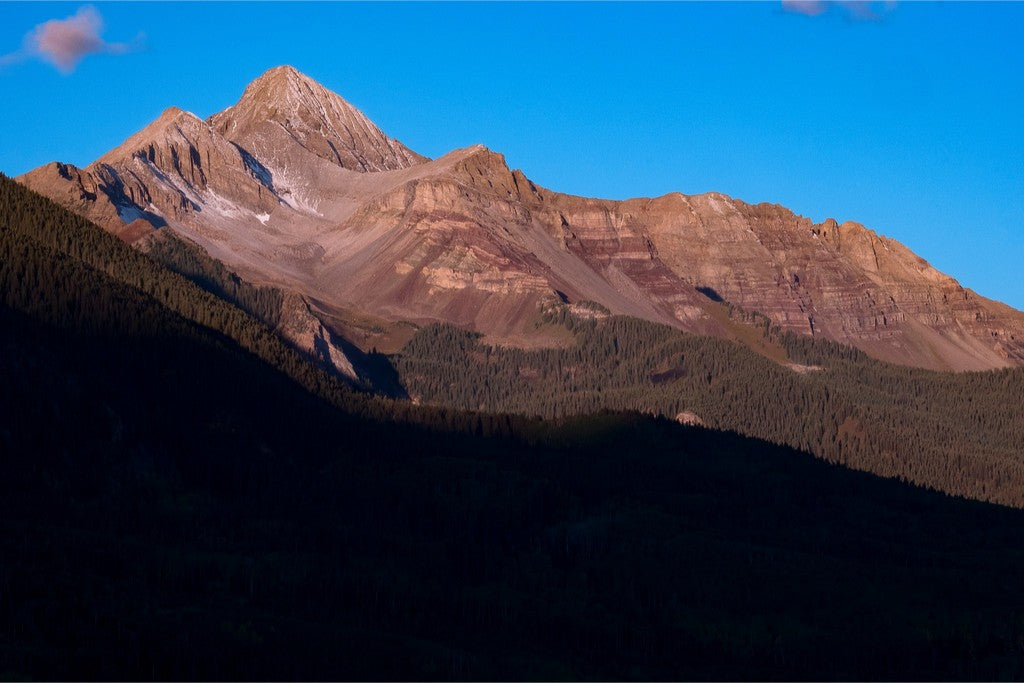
19, 65, 1024, 371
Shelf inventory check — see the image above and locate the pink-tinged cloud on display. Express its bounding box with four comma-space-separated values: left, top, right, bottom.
0, 6, 142, 74
782, 0, 828, 17
782, 1, 897, 21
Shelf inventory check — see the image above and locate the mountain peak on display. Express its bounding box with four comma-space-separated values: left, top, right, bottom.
92, 105, 209, 169
257, 63, 304, 80
209, 65, 426, 173
151, 106, 205, 131
158, 105, 185, 120
239, 64, 320, 102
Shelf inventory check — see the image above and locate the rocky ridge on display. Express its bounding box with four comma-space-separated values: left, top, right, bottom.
18, 65, 1024, 372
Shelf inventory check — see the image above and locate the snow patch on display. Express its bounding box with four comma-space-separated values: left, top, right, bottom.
261, 160, 322, 217
256, 212, 271, 225
204, 188, 246, 219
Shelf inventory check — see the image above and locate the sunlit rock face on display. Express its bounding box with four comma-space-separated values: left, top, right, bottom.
209, 65, 426, 174
19, 66, 1024, 371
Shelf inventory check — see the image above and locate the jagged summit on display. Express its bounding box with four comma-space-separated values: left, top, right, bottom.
209, 65, 427, 173
157, 105, 185, 120
254, 64, 306, 83
242, 64, 316, 94
219, 65, 327, 117
96, 106, 208, 167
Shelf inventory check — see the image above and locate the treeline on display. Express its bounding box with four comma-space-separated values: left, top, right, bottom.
723, 300, 872, 365
143, 231, 284, 327
395, 313, 1024, 507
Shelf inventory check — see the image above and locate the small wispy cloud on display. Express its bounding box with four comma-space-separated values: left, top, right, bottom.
782, 1, 829, 17
0, 5, 143, 74
782, 1, 897, 21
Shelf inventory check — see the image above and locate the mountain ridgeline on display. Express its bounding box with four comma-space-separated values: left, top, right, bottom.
18, 65, 1024, 372
8, 170, 1024, 680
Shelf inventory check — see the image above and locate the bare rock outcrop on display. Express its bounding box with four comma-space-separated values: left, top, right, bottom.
276, 292, 357, 381
675, 411, 706, 428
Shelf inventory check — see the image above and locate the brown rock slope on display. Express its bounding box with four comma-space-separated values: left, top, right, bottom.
19, 65, 1024, 371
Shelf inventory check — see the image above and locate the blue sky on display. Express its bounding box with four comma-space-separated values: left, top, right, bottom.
1, 2, 1022, 309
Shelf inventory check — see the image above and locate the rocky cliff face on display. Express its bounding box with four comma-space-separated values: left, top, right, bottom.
19, 65, 1024, 371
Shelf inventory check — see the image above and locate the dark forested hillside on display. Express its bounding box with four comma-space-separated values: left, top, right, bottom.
6, 173, 1024, 680
142, 230, 285, 328
395, 315, 1024, 507
0, 172, 473, 432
